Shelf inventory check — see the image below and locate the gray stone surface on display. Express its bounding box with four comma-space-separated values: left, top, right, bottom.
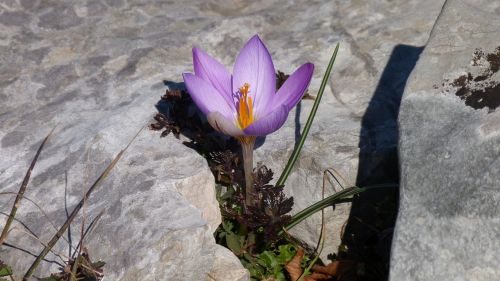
254, 0, 444, 260
0, 0, 448, 279
0, 0, 237, 280
207, 246, 250, 281
392, 0, 500, 280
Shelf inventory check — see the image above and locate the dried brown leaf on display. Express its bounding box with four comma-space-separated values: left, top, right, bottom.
312, 260, 357, 281
304, 272, 332, 281
285, 247, 304, 281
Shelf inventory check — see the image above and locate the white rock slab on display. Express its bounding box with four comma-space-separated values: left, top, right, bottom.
392, 0, 500, 280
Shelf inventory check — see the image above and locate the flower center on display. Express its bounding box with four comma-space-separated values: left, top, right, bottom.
237, 83, 254, 129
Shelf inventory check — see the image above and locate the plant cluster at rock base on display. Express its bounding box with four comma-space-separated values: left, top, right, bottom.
150, 83, 358, 281
38, 251, 104, 281
150, 88, 240, 157
151, 87, 302, 280
218, 165, 294, 246
214, 164, 299, 281
149, 41, 373, 281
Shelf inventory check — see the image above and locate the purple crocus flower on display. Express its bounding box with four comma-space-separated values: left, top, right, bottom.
182, 35, 314, 139
182, 35, 314, 207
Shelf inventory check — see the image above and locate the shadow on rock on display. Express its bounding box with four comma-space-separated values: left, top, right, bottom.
151, 80, 238, 154
338, 45, 424, 281
152, 80, 267, 155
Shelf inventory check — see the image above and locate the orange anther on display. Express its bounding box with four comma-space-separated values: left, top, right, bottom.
237, 83, 254, 129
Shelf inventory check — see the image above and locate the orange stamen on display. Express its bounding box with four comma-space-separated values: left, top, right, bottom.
237, 83, 254, 129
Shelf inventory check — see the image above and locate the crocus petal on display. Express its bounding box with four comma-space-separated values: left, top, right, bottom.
232, 35, 276, 118
192, 47, 234, 106
207, 112, 244, 137
182, 73, 234, 119
272, 63, 314, 111
243, 105, 288, 136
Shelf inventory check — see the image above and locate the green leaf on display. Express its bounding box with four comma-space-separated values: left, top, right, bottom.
225, 231, 242, 255
275, 43, 340, 187
300, 254, 311, 268
274, 271, 287, 281
220, 187, 235, 201
217, 230, 226, 240
242, 257, 265, 280
0, 264, 12, 277
284, 186, 362, 233
258, 251, 279, 269
91, 261, 106, 269
242, 252, 255, 264
282, 183, 397, 234
256, 248, 294, 280
222, 221, 234, 233
276, 244, 296, 263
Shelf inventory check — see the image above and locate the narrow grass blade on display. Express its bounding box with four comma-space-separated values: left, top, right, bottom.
275, 43, 340, 187
2, 242, 65, 268
298, 169, 328, 281
23, 127, 144, 280
283, 186, 362, 235
73, 209, 105, 258
0, 128, 55, 247
282, 183, 398, 234
0, 192, 75, 249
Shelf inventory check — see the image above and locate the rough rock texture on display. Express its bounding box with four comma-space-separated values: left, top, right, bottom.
0, 0, 448, 279
0, 0, 239, 280
254, 0, 445, 260
392, 0, 500, 280
207, 246, 250, 281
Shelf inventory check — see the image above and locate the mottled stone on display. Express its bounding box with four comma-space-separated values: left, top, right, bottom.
38, 5, 83, 30
0, 1, 237, 279
23, 47, 51, 64
1, 130, 25, 148
0, 11, 31, 26
253, 0, 444, 261
207, 246, 250, 281
0, 0, 447, 279
391, 0, 500, 280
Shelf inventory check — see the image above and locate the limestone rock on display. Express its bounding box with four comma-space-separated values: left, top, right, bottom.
392, 0, 500, 280
254, 0, 445, 261
206, 246, 250, 281
0, 0, 450, 279
0, 0, 232, 280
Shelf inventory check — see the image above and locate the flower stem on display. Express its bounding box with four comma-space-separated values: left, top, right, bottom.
239, 136, 256, 208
